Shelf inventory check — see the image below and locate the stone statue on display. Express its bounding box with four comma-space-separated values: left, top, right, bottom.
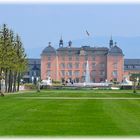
123, 77, 132, 85
46, 76, 52, 86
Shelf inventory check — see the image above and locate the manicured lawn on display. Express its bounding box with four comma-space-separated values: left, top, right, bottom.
1, 89, 140, 136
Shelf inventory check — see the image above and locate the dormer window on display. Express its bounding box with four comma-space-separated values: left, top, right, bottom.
80, 49, 86, 55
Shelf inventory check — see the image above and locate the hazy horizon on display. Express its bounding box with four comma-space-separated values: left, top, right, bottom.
0, 4, 140, 58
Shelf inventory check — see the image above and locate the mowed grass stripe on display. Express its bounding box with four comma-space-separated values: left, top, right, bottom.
7, 89, 140, 98
102, 99, 140, 135
1, 90, 140, 136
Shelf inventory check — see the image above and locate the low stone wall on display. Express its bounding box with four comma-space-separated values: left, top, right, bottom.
41, 85, 111, 90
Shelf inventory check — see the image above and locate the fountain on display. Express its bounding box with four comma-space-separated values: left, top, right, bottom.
120, 76, 133, 86
84, 60, 90, 85
73, 60, 109, 87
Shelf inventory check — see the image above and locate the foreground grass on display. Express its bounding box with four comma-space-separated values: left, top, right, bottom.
0, 89, 140, 136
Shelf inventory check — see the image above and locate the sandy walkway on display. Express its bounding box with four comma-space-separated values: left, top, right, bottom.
17, 97, 140, 100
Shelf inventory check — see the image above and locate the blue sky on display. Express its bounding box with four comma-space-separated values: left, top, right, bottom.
0, 4, 140, 58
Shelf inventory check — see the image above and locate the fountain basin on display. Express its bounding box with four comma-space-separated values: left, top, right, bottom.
69, 82, 110, 87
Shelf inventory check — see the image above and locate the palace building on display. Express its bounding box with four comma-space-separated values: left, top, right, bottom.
22, 38, 140, 83
41, 38, 124, 83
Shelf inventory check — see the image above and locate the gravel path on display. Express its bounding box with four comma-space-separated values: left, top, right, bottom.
17, 97, 140, 100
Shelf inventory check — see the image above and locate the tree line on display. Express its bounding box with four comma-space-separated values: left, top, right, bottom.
0, 24, 27, 93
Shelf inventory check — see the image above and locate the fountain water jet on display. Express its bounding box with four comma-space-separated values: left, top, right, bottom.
85, 60, 90, 85
72, 60, 109, 87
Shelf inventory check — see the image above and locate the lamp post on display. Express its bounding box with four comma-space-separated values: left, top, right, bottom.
33, 71, 37, 85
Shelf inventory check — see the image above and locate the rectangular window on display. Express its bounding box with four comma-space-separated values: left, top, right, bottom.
124, 66, 127, 69
75, 56, 79, 61
62, 56, 65, 61
47, 56, 51, 61
36, 71, 39, 76
91, 70, 96, 76
61, 70, 65, 76
100, 70, 105, 76
114, 63, 117, 69
74, 71, 80, 76
92, 63, 96, 69
83, 63, 86, 69
128, 65, 134, 69
67, 63, 72, 69
68, 70, 72, 76
75, 63, 79, 69
46, 70, 51, 76
100, 63, 105, 68
92, 78, 95, 82
135, 65, 140, 69
92, 56, 95, 61
85, 56, 88, 61
47, 63, 51, 68
68, 50, 72, 56
82, 71, 86, 76
112, 70, 117, 77
100, 78, 104, 82
68, 56, 72, 61
60, 63, 65, 69
114, 56, 118, 63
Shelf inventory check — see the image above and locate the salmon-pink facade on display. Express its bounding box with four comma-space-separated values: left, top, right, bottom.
41, 39, 124, 83
107, 55, 124, 82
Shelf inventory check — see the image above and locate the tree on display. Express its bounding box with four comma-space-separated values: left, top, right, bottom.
0, 24, 27, 93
